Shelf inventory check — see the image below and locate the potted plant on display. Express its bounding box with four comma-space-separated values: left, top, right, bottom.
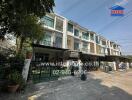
7, 70, 23, 93
26, 47, 32, 59
26, 51, 32, 59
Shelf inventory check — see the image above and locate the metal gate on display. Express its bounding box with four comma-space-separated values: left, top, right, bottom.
29, 61, 70, 83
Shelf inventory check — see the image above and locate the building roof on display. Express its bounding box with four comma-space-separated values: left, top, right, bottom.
110, 5, 125, 10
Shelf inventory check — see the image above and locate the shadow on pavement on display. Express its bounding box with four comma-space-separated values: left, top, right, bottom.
0, 72, 132, 100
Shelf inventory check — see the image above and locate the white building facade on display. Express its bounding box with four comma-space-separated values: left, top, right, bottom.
32, 13, 124, 71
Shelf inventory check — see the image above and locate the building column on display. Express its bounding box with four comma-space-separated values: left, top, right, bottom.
63, 18, 67, 49
54, 16, 56, 29
113, 61, 117, 71
94, 34, 97, 54
126, 62, 130, 69
51, 32, 55, 46
78, 59, 82, 73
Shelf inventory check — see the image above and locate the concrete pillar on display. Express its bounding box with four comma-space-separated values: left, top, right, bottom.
94, 34, 97, 54
66, 60, 72, 69
54, 16, 56, 29
62, 18, 67, 49
113, 61, 116, 71
126, 62, 130, 69
78, 59, 82, 73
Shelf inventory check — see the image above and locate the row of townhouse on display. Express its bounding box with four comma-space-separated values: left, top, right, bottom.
32, 13, 129, 70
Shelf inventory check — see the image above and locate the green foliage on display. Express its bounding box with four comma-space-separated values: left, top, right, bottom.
8, 70, 23, 85
15, 15, 45, 41
9, 54, 25, 73
0, 0, 55, 39
0, 53, 7, 62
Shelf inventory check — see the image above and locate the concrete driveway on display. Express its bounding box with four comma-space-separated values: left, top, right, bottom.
0, 70, 132, 100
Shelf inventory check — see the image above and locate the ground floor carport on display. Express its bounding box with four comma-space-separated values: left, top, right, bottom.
29, 44, 69, 83
79, 53, 102, 71
29, 44, 132, 82
99, 55, 131, 70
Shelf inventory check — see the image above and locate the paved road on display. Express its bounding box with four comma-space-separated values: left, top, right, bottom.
0, 70, 132, 100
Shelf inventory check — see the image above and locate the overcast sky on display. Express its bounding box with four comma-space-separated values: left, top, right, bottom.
54, 0, 132, 55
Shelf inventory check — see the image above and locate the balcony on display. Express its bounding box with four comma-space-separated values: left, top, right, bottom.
82, 48, 89, 53
53, 42, 62, 48
55, 18, 63, 32
40, 40, 62, 48
41, 40, 51, 46
74, 29, 79, 37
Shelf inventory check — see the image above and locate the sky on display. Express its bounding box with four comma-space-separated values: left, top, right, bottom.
54, 0, 132, 55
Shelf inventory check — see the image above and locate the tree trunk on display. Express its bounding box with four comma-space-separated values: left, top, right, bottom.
18, 37, 24, 54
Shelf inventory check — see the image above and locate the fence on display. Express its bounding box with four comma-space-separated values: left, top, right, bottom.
0, 61, 10, 79
29, 61, 70, 83
0, 60, 24, 80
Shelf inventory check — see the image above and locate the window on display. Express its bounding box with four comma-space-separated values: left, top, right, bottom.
56, 18, 63, 31
55, 36, 62, 48
101, 47, 105, 54
42, 16, 54, 28
74, 42, 79, 50
102, 41, 106, 45
90, 34, 94, 41
96, 36, 99, 44
74, 29, 79, 36
82, 42, 88, 52
42, 33, 51, 46
113, 44, 116, 49
82, 32, 89, 40
68, 23, 73, 32
83, 43, 88, 49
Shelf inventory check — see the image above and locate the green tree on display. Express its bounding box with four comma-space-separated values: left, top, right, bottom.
15, 15, 45, 53
0, 0, 55, 53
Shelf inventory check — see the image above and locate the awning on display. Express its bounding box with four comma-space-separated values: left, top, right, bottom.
32, 44, 68, 51
80, 52, 101, 61
99, 55, 131, 62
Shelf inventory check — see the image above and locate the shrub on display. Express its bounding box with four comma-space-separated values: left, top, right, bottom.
9, 54, 25, 73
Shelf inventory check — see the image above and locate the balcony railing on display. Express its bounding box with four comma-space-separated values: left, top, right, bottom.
40, 40, 62, 48
82, 48, 89, 53
53, 42, 62, 48
74, 48, 80, 51
41, 40, 51, 46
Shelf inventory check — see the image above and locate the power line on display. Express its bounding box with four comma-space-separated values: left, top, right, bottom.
116, 39, 132, 41
122, 52, 132, 53
78, 0, 111, 22
119, 38, 132, 40
61, 0, 87, 14
98, 9, 132, 34
118, 42, 132, 44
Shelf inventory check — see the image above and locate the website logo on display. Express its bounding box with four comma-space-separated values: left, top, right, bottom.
110, 5, 125, 16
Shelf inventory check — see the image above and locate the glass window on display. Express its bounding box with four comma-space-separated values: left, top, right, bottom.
101, 47, 105, 54
102, 41, 106, 45
90, 34, 94, 41
96, 36, 99, 44
74, 29, 79, 36
83, 43, 88, 49
55, 36, 62, 48
56, 18, 63, 32
82, 42, 88, 52
74, 42, 79, 50
68, 23, 73, 32
82, 32, 89, 40
42, 16, 54, 28
42, 33, 51, 46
